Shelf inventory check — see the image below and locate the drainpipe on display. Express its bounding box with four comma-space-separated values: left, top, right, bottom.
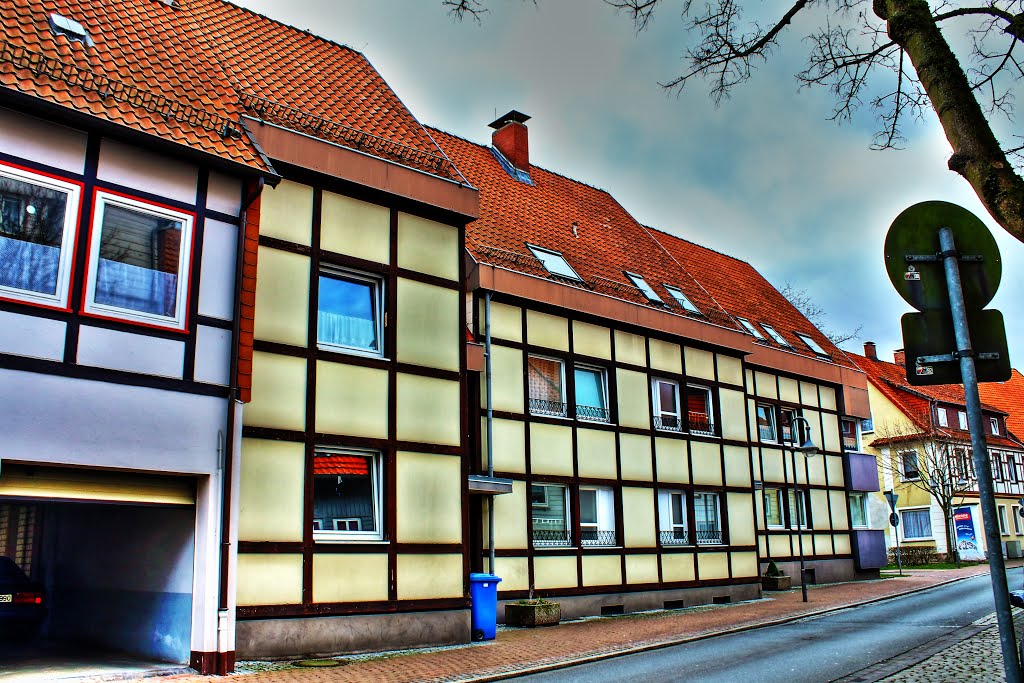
484, 291, 495, 574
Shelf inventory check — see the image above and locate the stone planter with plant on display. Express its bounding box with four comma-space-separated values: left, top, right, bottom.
504, 596, 561, 627
761, 560, 792, 591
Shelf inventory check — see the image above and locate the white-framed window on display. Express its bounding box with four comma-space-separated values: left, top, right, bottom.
999, 505, 1008, 535
958, 411, 968, 430
861, 415, 874, 433
84, 191, 194, 330
1009, 455, 1019, 484
664, 284, 701, 314
1013, 506, 1023, 536
992, 454, 1003, 482
652, 378, 682, 431
849, 492, 868, 528
990, 417, 1001, 435
312, 448, 383, 542
757, 403, 777, 442
780, 407, 797, 444
901, 508, 932, 540
317, 268, 384, 356
624, 271, 663, 303
531, 483, 571, 547
796, 332, 828, 357
528, 355, 566, 417
579, 486, 616, 547
527, 244, 582, 281
686, 384, 715, 436
937, 408, 949, 427
764, 487, 784, 528
737, 317, 765, 340
0, 162, 81, 309
760, 323, 791, 347
788, 489, 810, 529
900, 451, 921, 481
694, 492, 722, 544
574, 364, 609, 422
841, 418, 858, 451
658, 490, 689, 545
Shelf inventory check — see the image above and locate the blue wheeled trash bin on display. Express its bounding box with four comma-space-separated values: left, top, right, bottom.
469, 572, 502, 640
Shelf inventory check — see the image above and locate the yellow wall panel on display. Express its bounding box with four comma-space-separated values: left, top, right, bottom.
802, 409, 823, 456
577, 428, 618, 479
800, 382, 820, 407
481, 418, 526, 474
259, 180, 312, 245
492, 557, 529, 592
573, 321, 611, 359
315, 361, 388, 438
622, 487, 656, 547
684, 347, 715, 381
493, 481, 528, 550
313, 554, 388, 603
747, 398, 758, 443
833, 534, 852, 554
724, 445, 751, 487
826, 455, 846, 487
819, 386, 837, 411
698, 552, 729, 580
533, 556, 578, 590
255, 247, 309, 347
614, 330, 646, 366
754, 371, 778, 399
731, 551, 758, 578
759, 537, 768, 556
830, 490, 850, 530
779, 377, 800, 404
526, 310, 569, 351
620, 433, 653, 481
655, 437, 689, 484
246, 351, 306, 431
727, 492, 756, 546
768, 535, 791, 558
820, 411, 840, 454
397, 554, 463, 600
745, 369, 754, 392
398, 212, 459, 281
806, 452, 827, 486
239, 438, 304, 542
649, 339, 681, 374
490, 345, 524, 414
397, 279, 459, 371
529, 423, 574, 476
690, 440, 722, 486
320, 191, 389, 263
625, 555, 659, 584
716, 354, 743, 386
396, 374, 461, 446
396, 452, 462, 544
719, 389, 747, 441
760, 449, 785, 482
582, 555, 622, 586
485, 302, 522, 342
616, 369, 650, 429
662, 553, 695, 583
810, 490, 830, 530
813, 534, 833, 556
237, 554, 303, 606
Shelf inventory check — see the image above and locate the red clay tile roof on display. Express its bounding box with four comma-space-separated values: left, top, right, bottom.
430, 125, 855, 368
979, 369, 1024, 441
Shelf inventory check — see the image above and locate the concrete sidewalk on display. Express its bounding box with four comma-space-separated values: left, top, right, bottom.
149, 561, 1020, 683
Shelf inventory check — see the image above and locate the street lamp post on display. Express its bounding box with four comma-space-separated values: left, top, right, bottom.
788, 415, 818, 603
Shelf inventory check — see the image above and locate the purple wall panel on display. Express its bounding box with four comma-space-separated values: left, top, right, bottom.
844, 452, 880, 492
852, 529, 887, 569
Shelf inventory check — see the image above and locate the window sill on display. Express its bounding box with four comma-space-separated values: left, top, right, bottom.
313, 538, 389, 544
582, 545, 622, 550
316, 343, 387, 361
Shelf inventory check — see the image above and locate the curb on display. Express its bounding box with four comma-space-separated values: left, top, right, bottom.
455, 572, 990, 683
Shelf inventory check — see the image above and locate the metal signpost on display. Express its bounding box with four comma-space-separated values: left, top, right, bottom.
884, 201, 1018, 682
884, 491, 902, 577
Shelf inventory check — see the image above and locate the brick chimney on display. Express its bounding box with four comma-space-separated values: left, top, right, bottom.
894, 349, 906, 367
489, 110, 531, 171
863, 341, 877, 360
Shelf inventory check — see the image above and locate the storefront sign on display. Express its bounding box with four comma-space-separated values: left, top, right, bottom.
955, 506, 985, 561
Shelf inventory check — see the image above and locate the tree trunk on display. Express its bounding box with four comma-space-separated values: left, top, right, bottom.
875, 0, 1024, 242
943, 505, 956, 563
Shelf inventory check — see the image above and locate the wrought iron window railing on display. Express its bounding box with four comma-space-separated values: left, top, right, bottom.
689, 412, 715, 436
654, 415, 683, 432
580, 529, 617, 547
530, 398, 567, 418
695, 524, 723, 545
532, 528, 573, 547
843, 435, 858, 451
577, 404, 611, 422
659, 530, 689, 546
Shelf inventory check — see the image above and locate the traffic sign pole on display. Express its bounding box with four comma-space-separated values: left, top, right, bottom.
939, 226, 1021, 682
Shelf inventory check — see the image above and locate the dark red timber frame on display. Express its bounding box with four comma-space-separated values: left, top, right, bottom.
747, 368, 852, 565
470, 290, 760, 601
237, 162, 471, 619
0, 133, 236, 399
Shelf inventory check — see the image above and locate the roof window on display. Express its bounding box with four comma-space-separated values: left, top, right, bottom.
48, 13, 94, 46
665, 285, 701, 314
796, 332, 829, 357
760, 323, 791, 347
527, 245, 582, 281
737, 317, 765, 340
625, 272, 663, 303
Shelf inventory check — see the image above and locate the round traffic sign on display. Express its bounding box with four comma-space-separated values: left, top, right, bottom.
889, 512, 900, 527
884, 201, 1001, 312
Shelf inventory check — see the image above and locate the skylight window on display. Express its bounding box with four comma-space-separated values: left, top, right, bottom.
796, 332, 829, 357
48, 13, 94, 46
527, 244, 582, 281
665, 285, 701, 314
625, 272, 663, 303
760, 323, 791, 347
737, 317, 765, 340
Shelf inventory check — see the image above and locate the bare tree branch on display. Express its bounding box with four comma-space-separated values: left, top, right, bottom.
779, 281, 862, 345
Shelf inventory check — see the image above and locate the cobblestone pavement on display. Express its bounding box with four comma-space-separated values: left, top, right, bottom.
151, 563, 1018, 683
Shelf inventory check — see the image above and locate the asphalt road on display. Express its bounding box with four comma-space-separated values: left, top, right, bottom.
518, 573, 1014, 682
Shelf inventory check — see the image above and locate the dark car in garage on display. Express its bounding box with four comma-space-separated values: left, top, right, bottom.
0, 557, 45, 639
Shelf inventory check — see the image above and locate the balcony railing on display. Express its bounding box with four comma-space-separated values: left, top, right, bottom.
581, 529, 617, 547
529, 398, 567, 418
532, 527, 572, 547
689, 411, 715, 436
654, 415, 683, 432
659, 529, 689, 546
577, 404, 611, 423
695, 524, 723, 545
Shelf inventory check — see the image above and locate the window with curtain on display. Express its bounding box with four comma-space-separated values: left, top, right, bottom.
652, 378, 681, 431
757, 404, 777, 442
574, 365, 608, 422
686, 385, 714, 435
694, 492, 722, 544
528, 355, 566, 417
900, 451, 920, 480
531, 484, 571, 547
764, 488, 783, 527
901, 508, 932, 539
312, 449, 382, 541
317, 270, 382, 355
849, 493, 867, 528
658, 490, 688, 545
580, 486, 616, 546
787, 489, 810, 528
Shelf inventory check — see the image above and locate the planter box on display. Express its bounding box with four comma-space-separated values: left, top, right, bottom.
505, 601, 561, 627
762, 575, 792, 591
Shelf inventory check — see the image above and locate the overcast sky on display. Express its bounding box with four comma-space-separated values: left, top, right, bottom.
234, 0, 1024, 373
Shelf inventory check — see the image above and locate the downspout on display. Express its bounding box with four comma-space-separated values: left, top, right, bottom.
485, 291, 495, 573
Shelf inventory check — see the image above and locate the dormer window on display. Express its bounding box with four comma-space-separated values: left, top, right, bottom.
665, 285, 701, 314
48, 13, 94, 46
737, 317, 764, 340
761, 323, 791, 347
625, 272, 663, 303
527, 244, 582, 281
796, 332, 828, 357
